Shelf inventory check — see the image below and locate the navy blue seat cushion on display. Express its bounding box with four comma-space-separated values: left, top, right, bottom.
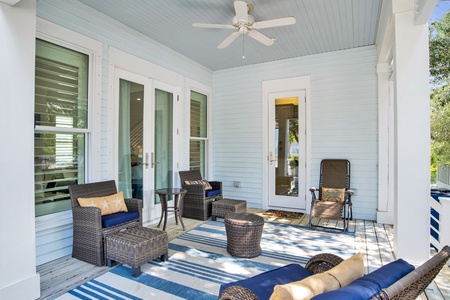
102, 211, 140, 228
205, 189, 221, 197
219, 264, 313, 300
311, 258, 415, 300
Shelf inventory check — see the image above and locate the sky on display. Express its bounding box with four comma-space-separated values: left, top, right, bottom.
430, 0, 450, 21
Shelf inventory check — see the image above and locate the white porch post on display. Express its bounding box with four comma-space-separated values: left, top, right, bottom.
392, 1, 430, 263
0, 0, 40, 299
377, 63, 394, 224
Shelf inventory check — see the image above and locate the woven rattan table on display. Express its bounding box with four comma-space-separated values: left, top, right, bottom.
106, 226, 168, 277
224, 213, 264, 258
212, 199, 247, 221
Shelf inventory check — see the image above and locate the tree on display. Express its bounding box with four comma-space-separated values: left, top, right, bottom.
429, 10, 450, 87
430, 9, 450, 178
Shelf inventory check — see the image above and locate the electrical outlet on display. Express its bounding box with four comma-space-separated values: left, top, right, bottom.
233, 181, 241, 188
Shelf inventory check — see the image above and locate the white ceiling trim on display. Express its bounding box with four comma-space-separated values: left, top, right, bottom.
0, 0, 21, 6
415, 0, 438, 25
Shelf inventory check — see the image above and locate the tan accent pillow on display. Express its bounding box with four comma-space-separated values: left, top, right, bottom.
78, 192, 128, 216
321, 187, 345, 203
184, 179, 212, 190
270, 252, 364, 300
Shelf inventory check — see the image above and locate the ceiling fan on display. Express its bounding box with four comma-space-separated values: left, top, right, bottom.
192, 0, 296, 49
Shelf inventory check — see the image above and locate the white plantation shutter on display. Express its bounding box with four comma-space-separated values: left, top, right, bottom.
189, 91, 208, 174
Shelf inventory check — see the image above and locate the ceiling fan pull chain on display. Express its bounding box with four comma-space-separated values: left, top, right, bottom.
242, 34, 245, 59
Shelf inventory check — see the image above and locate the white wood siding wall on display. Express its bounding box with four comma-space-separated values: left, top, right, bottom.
35, 0, 213, 265
213, 46, 378, 220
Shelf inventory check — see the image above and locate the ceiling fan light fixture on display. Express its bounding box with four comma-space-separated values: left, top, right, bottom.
193, 0, 295, 49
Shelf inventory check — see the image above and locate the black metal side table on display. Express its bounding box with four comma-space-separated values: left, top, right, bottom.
156, 188, 187, 231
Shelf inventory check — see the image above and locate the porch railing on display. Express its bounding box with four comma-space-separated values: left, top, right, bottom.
430, 195, 450, 252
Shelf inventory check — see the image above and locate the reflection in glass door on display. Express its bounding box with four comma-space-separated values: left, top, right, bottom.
275, 99, 299, 197
154, 89, 173, 203
118, 79, 144, 200
268, 91, 306, 210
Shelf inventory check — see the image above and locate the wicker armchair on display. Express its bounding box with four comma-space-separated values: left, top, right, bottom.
68, 180, 143, 266
179, 170, 222, 220
219, 246, 450, 300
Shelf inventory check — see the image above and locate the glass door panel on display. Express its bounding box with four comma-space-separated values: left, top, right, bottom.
154, 89, 173, 203
118, 79, 144, 199
275, 101, 299, 197
268, 91, 306, 210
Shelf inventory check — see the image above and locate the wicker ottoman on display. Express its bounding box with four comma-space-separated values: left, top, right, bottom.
106, 226, 168, 277
224, 213, 264, 258
212, 199, 247, 221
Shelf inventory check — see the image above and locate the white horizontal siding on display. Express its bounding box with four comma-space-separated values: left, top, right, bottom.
213, 46, 378, 220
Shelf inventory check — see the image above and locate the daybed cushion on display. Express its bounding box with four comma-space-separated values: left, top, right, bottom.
77, 192, 128, 215
311, 258, 415, 300
102, 211, 140, 228
219, 264, 314, 300
270, 253, 364, 300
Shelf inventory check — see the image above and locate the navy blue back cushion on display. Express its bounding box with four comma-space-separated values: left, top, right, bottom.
311, 259, 415, 300
219, 264, 313, 300
205, 189, 221, 197
102, 211, 140, 228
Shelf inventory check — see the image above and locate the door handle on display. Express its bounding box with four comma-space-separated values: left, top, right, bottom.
144, 153, 149, 169
269, 152, 277, 163
151, 152, 155, 168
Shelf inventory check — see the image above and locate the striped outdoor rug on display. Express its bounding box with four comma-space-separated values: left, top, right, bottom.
56, 221, 355, 299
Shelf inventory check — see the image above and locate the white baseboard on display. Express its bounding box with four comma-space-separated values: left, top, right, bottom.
0, 273, 40, 300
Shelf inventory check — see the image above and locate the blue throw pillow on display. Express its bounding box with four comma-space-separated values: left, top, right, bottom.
311, 259, 415, 300
220, 264, 314, 300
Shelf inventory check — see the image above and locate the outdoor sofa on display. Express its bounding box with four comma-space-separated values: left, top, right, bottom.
219, 245, 450, 300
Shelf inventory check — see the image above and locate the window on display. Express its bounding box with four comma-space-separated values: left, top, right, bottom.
189, 91, 208, 175
34, 39, 89, 217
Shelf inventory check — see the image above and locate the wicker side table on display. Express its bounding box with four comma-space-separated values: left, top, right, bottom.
224, 213, 264, 258
212, 199, 247, 221
106, 226, 168, 277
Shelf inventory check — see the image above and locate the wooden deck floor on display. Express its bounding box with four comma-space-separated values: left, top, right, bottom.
37, 209, 450, 299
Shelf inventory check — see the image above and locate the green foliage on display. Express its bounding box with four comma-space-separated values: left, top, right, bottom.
429, 11, 450, 86
430, 10, 450, 172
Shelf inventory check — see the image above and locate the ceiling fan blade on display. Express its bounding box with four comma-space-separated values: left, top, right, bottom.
192, 23, 235, 29
234, 0, 248, 22
251, 16, 296, 29
218, 31, 241, 49
247, 30, 274, 46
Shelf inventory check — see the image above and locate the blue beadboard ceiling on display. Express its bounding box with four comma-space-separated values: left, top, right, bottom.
76, 0, 382, 71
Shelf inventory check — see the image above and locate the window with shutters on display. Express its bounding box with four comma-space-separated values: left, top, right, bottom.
189, 91, 208, 175
34, 39, 89, 217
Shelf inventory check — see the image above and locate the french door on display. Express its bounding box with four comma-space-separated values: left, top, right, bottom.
268, 90, 306, 210
116, 69, 178, 222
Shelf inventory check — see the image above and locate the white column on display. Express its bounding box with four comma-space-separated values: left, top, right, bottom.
377, 63, 394, 224
392, 3, 430, 263
0, 0, 40, 299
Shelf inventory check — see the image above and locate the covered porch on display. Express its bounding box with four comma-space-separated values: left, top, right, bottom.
0, 0, 439, 298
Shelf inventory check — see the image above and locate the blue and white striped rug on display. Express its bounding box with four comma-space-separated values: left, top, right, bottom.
56, 221, 355, 300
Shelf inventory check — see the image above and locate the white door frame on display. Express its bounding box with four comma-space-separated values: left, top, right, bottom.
262, 76, 311, 212
113, 68, 156, 223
